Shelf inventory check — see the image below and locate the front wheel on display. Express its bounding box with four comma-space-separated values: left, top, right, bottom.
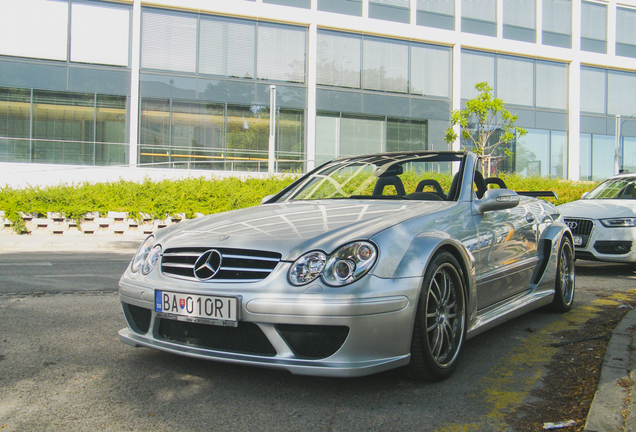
550, 236, 575, 312
403, 251, 466, 381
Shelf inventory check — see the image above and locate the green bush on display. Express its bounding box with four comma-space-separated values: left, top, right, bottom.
0, 176, 297, 233
0, 174, 598, 233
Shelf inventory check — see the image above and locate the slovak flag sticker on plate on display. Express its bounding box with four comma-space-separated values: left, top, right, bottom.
180, 298, 186, 309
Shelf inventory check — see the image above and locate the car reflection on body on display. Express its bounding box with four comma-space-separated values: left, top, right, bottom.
557, 174, 636, 265
118, 151, 575, 381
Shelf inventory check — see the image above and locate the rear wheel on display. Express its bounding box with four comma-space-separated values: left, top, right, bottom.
550, 236, 575, 312
403, 251, 466, 381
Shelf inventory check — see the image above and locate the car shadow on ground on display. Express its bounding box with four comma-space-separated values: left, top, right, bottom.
574, 260, 635, 278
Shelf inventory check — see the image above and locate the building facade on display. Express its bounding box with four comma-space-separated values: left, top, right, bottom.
1, 0, 636, 186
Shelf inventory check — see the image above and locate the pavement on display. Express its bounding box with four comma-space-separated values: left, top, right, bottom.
0, 232, 634, 431
0, 231, 144, 252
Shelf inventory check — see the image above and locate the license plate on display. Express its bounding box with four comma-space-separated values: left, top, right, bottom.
155, 291, 238, 327
573, 236, 583, 246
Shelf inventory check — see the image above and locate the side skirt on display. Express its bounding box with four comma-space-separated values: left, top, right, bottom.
466, 289, 554, 340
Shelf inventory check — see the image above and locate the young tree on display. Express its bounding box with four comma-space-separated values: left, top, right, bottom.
444, 82, 527, 176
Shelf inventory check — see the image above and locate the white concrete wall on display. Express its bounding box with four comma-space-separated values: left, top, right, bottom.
0, 162, 269, 189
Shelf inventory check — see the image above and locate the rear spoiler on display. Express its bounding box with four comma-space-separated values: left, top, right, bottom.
516, 191, 558, 199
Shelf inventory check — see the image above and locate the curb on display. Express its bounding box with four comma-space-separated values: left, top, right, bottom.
584, 307, 636, 431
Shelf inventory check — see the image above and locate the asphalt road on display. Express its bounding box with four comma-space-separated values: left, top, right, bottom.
0, 248, 634, 431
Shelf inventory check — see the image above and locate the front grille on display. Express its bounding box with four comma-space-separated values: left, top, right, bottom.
158, 319, 277, 356
564, 218, 594, 248
126, 303, 152, 334
161, 247, 281, 282
594, 240, 633, 255
564, 218, 594, 236
276, 324, 349, 359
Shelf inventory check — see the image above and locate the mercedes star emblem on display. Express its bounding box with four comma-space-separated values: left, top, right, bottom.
194, 249, 223, 280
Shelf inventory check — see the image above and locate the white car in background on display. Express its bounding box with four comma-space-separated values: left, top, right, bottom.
557, 174, 636, 265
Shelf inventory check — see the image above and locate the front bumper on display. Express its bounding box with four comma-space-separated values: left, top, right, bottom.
571, 220, 636, 263
118, 274, 421, 377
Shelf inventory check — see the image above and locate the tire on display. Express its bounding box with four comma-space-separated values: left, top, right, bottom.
403, 251, 466, 381
550, 236, 575, 312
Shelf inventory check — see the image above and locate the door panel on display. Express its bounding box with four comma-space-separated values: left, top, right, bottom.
473, 197, 539, 309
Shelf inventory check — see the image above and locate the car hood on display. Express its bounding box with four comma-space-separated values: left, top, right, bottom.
557, 199, 636, 219
155, 200, 454, 261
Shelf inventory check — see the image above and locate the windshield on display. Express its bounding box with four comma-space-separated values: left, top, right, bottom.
585, 176, 636, 200
277, 152, 464, 202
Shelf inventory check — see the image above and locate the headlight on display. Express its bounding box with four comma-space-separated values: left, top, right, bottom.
323, 242, 377, 286
142, 245, 162, 275
600, 218, 636, 228
289, 241, 377, 287
289, 251, 326, 285
131, 236, 154, 273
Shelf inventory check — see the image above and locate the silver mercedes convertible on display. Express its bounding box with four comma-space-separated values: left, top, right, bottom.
118, 151, 575, 381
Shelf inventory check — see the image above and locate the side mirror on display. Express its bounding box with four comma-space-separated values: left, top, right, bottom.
581, 192, 589, 199
261, 194, 275, 204
474, 189, 520, 214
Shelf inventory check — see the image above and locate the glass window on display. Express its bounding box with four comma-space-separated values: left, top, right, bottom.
417, 0, 454, 15
369, 0, 411, 24
171, 101, 225, 169
0, 87, 127, 166
340, 115, 385, 156
31, 90, 95, 165
316, 113, 340, 165
496, 56, 534, 106
579, 133, 615, 181
515, 129, 567, 178
416, 0, 455, 29
461, 51, 495, 99
276, 109, 305, 172
70, 2, 130, 67
617, 7, 636, 46
317, 0, 362, 16
141, 10, 197, 73
461, 0, 496, 36
139, 98, 171, 167
263, 0, 310, 8
581, 1, 606, 41
386, 119, 427, 152
257, 24, 306, 83
623, 137, 636, 173
608, 71, 636, 116
411, 44, 451, 98
550, 130, 567, 178
462, 0, 496, 21
226, 105, 270, 171
617, 7, 636, 57
0, 87, 31, 163
516, 129, 549, 176
543, 0, 570, 35
503, 0, 535, 29
316, 31, 361, 89
581, 1, 607, 53
536, 61, 567, 110
580, 133, 592, 180
580, 67, 606, 114
0, 0, 68, 61
591, 135, 615, 181
362, 37, 409, 93
95, 95, 127, 165
199, 18, 256, 79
